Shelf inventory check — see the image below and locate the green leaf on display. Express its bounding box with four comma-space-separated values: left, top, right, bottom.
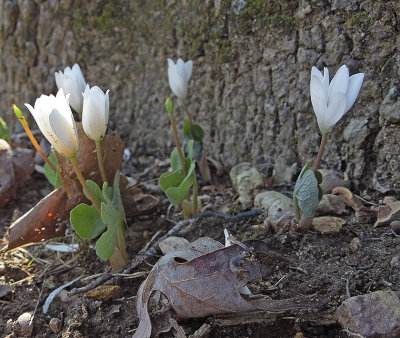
44, 151, 61, 188
0, 116, 10, 143
170, 147, 180, 170
159, 161, 196, 206
314, 170, 323, 184
183, 121, 204, 142
192, 139, 203, 161
187, 139, 194, 159
70, 203, 106, 240
294, 168, 320, 217
95, 223, 117, 260
183, 120, 191, 138
192, 124, 205, 141
85, 180, 104, 206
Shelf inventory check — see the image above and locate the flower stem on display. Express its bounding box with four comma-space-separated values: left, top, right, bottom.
95, 140, 107, 184
69, 156, 101, 214
168, 112, 187, 176
182, 99, 194, 128
192, 174, 198, 216
313, 132, 329, 172
13, 105, 57, 173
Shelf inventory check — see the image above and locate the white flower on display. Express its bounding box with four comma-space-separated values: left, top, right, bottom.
55, 64, 86, 114
25, 89, 78, 158
82, 85, 110, 141
310, 65, 364, 134
167, 58, 193, 100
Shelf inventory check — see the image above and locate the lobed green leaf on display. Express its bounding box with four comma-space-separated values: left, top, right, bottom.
70, 203, 106, 240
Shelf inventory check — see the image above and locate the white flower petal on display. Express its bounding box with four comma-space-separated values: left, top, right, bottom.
327, 65, 349, 105
167, 58, 192, 100
54, 64, 86, 114
323, 92, 347, 133
49, 108, 78, 158
345, 73, 364, 113
82, 85, 109, 141
322, 67, 330, 98
310, 74, 327, 129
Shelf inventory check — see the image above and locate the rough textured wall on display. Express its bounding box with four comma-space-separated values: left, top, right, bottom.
1, 0, 399, 195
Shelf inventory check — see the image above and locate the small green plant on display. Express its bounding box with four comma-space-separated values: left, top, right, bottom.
294, 65, 364, 228
21, 70, 128, 270
0, 116, 10, 143
167, 58, 211, 182
159, 97, 198, 219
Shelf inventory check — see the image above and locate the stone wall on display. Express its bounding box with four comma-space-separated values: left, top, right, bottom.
1, 0, 399, 195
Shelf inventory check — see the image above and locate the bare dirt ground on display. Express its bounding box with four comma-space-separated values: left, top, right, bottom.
1, 154, 399, 337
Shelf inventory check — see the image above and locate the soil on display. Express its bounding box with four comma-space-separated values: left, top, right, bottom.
1, 153, 399, 338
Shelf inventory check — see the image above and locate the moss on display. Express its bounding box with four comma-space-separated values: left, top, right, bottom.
89, 1, 117, 34
233, 0, 298, 34
346, 12, 374, 29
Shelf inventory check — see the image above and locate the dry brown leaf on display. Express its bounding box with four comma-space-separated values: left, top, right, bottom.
0, 139, 15, 208
5, 186, 78, 250
134, 237, 327, 337
332, 187, 376, 223
122, 188, 160, 218
374, 197, 400, 227
54, 123, 125, 189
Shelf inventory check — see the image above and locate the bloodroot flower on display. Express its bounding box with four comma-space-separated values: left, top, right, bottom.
310, 65, 364, 134
167, 58, 193, 100
55, 64, 86, 114
25, 89, 78, 158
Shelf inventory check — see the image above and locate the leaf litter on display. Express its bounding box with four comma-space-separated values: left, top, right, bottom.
134, 237, 327, 337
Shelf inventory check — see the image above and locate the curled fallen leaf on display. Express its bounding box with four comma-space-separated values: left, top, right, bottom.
374, 196, 400, 227
332, 187, 376, 224
134, 237, 327, 337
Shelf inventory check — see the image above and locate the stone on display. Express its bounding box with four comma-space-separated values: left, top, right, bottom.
380, 85, 400, 123
230, 163, 264, 206
254, 191, 295, 226
336, 290, 400, 337
49, 318, 62, 333
312, 216, 345, 234
391, 221, 400, 235
15, 312, 33, 337
349, 238, 361, 253
159, 236, 190, 254
317, 194, 346, 215
319, 170, 350, 194
85, 285, 121, 302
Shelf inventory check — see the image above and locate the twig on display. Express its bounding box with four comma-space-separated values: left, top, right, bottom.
68, 209, 263, 296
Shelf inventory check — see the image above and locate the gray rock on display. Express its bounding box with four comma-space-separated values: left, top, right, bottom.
336, 290, 400, 337
317, 194, 346, 215
319, 169, 350, 194
230, 162, 264, 206
254, 191, 295, 226
380, 85, 400, 123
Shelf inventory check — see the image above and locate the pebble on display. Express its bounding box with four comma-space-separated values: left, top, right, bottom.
337, 290, 400, 337
15, 312, 33, 337
391, 221, 400, 235
349, 238, 361, 253
391, 254, 400, 268
49, 318, 62, 333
